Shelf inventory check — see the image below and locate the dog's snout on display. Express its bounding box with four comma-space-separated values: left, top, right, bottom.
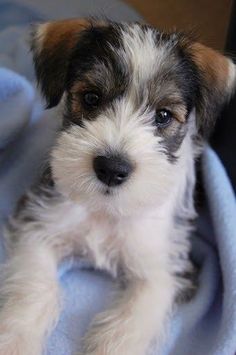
93, 155, 132, 187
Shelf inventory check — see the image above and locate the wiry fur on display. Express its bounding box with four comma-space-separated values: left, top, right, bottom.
0, 19, 235, 355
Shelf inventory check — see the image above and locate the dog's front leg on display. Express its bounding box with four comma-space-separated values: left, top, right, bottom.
0, 238, 60, 355
0, 194, 87, 355
81, 271, 175, 355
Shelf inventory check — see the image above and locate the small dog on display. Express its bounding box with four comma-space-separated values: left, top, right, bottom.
0, 18, 235, 355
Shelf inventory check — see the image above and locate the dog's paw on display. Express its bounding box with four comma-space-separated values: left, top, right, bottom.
78, 314, 144, 355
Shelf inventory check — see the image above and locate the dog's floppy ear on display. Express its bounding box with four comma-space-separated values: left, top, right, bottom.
189, 42, 236, 135
31, 19, 92, 108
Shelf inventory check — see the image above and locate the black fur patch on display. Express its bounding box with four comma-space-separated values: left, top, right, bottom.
8, 168, 59, 244
146, 32, 201, 161
31, 25, 69, 109
64, 23, 129, 126
159, 125, 188, 163
9, 164, 55, 232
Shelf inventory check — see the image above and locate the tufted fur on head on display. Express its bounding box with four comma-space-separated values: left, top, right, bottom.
31, 19, 236, 132
30, 18, 236, 216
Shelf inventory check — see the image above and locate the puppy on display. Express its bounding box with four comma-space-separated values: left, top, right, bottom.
0, 18, 235, 355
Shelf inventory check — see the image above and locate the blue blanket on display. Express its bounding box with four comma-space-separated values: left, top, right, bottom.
0, 2, 236, 355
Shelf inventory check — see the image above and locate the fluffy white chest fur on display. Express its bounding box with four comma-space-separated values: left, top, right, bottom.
34, 190, 186, 279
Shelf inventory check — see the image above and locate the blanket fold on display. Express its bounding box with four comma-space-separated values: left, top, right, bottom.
0, 68, 34, 149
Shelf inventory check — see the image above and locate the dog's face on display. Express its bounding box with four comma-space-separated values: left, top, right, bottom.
32, 19, 235, 215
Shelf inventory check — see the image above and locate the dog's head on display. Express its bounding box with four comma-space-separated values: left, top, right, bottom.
31, 19, 235, 215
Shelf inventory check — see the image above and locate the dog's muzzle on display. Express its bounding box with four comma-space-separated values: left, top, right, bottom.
93, 155, 132, 187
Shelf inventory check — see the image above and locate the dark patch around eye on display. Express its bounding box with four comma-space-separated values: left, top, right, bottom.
63, 23, 129, 126
66, 24, 128, 93
174, 45, 201, 115
145, 31, 201, 163
159, 125, 188, 163
151, 30, 201, 117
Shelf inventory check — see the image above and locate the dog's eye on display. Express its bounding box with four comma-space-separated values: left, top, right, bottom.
155, 109, 173, 127
83, 92, 100, 108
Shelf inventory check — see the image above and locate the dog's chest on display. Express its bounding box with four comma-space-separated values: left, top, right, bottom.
71, 207, 171, 277
73, 211, 125, 275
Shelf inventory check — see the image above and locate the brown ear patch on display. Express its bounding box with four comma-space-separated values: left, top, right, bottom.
36, 19, 91, 55
187, 41, 236, 135
190, 42, 235, 94
31, 18, 105, 108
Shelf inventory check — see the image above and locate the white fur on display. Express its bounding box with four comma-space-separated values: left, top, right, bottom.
119, 25, 168, 84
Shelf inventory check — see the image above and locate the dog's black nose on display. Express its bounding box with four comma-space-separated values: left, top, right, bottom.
93, 155, 132, 187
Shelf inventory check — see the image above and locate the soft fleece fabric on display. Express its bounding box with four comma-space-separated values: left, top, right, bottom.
0, 1, 235, 354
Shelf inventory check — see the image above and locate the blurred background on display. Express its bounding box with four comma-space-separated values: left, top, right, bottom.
125, 0, 233, 49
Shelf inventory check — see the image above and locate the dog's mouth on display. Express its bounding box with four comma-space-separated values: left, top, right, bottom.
104, 187, 114, 196
101, 184, 121, 196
